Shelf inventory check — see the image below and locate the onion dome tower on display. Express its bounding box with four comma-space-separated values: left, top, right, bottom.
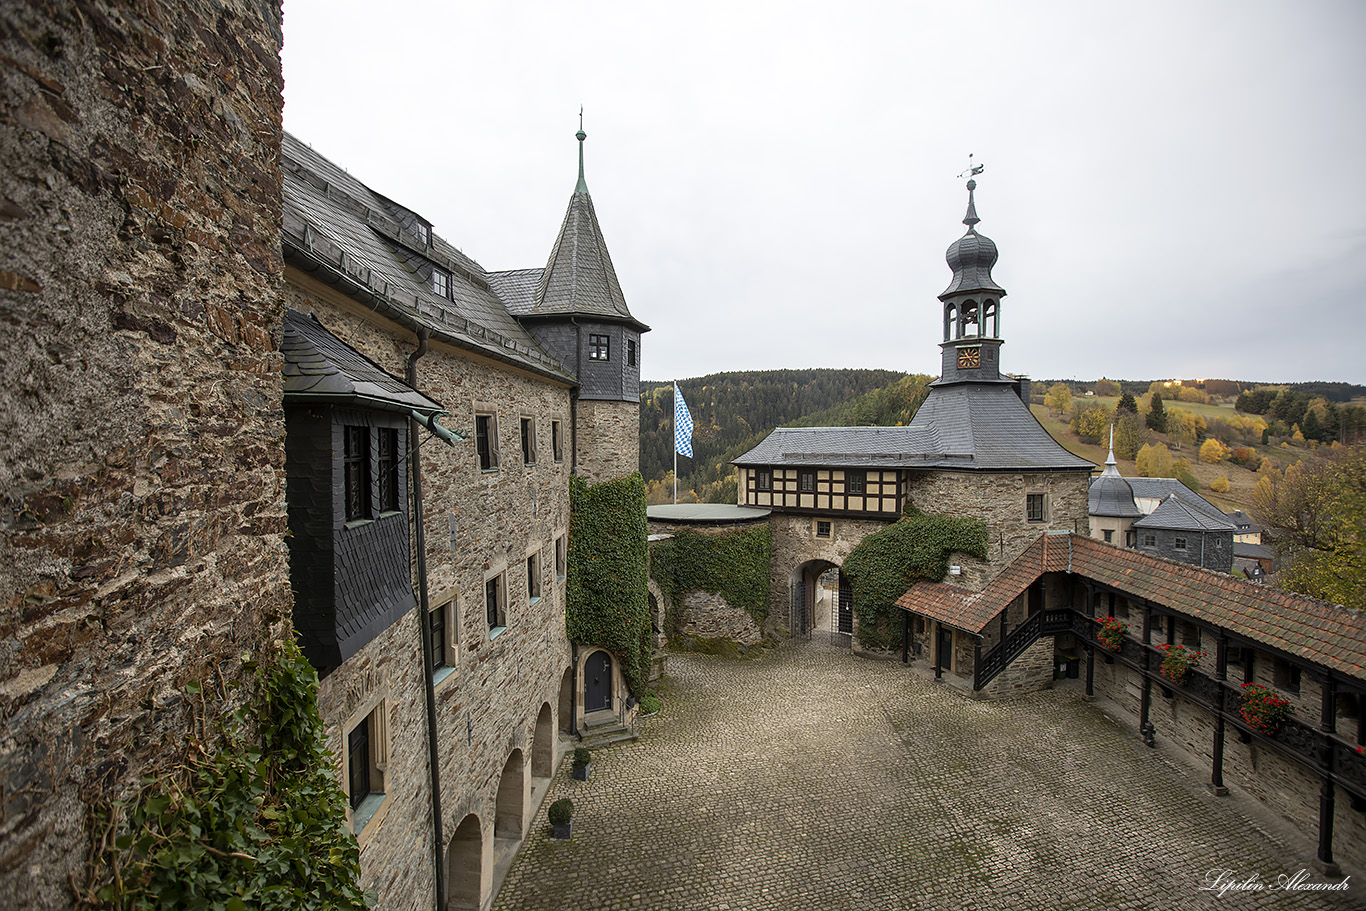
936, 178, 1007, 385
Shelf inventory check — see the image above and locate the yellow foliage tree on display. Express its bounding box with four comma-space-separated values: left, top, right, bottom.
1199, 438, 1231, 463
1135, 442, 1174, 478
1210, 476, 1230, 493
1044, 383, 1072, 416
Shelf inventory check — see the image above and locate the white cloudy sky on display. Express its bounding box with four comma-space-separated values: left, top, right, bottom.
281, 0, 1366, 386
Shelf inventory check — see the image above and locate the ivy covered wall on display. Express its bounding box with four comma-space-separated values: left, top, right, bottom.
565, 474, 653, 694
649, 525, 772, 629
842, 510, 988, 650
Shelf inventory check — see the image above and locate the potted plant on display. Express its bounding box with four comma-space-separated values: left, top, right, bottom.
571, 747, 592, 781
1156, 643, 1203, 685
1095, 616, 1127, 651
549, 798, 573, 839
1240, 683, 1292, 735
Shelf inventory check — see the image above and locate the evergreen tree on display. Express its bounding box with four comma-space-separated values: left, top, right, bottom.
1146, 391, 1168, 433
1116, 392, 1138, 414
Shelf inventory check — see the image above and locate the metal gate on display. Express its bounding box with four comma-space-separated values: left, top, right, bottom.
832, 571, 853, 648
790, 575, 809, 639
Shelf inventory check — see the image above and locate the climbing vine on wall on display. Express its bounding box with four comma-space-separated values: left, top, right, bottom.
86, 637, 368, 910
842, 510, 988, 651
566, 473, 652, 694
650, 525, 771, 625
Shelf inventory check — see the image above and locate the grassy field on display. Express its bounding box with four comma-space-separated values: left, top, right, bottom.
1027, 403, 1308, 515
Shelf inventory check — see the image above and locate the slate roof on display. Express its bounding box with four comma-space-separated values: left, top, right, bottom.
521, 178, 646, 329
896, 533, 1366, 682
280, 133, 575, 383
734, 385, 1091, 472
1234, 541, 1275, 560
1089, 473, 1143, 517
1227, 510, 1263, 534
486, 268, 543, 316
1133, 493, 1237, 532
1127, 478, 1225, 519
282, 308, 444, 414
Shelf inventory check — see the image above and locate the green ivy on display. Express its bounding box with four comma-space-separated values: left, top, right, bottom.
649, 525, 771, 626
566, 473, 652, 694
841, 510, 988, 650
92, 638, 368, 910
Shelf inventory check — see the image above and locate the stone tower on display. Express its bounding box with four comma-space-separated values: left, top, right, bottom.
516, 124, 649, 484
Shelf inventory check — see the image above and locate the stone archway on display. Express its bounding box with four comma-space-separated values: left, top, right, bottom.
790, 558, 846, 641
531, 703, 553, 779
494, 750, 525, 840
557, 667, 573, 734
584, 649, 613, 714
445, 813, 483, 911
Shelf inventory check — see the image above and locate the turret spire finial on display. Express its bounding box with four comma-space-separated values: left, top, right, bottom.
575, 107, 589, 194
1101, 424, 1123, 476
957, 154, 984, 229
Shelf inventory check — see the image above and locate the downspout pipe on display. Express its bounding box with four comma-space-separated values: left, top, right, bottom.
569, 317, 582, 476
407, 329, 445, 911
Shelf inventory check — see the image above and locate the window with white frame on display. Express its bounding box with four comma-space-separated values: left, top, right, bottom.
430, 269, 449, 298
588, 334, 610, 360
1174, 536, 1188, 551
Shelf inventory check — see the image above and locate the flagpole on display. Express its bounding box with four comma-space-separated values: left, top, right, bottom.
673, 379, 678, 505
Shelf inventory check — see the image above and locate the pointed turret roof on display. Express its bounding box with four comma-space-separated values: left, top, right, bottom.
521, 124, 647, 329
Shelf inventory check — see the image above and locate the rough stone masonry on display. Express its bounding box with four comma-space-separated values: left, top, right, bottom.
0, 2, 289, 906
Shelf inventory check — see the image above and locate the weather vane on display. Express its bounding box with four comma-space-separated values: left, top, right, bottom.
957, 153, 984, 181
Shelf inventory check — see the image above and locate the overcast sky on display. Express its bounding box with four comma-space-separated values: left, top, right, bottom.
282, 0, 1366, 386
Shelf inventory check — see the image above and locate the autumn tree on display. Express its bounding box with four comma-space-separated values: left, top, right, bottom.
1199, 437, 1231, 463
1069, 404, 1110, 444
1113, 413, 1146, 460
1093, 378, 1120, 397
1255, 445, 1366, 610
1045, 383, 1073, 416
1146, 391, 1168, 433
1167, 408, 1206, 450
1135, 442, 1174, 478
1211, 476, 1230, 493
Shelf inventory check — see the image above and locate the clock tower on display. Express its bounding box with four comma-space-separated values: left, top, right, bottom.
935, 178, 1008, 386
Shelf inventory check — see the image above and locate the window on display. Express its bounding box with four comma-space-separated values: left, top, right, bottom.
485, 572, 506, 632
816, 520, 832, 538
1174, 536, 1188, 551
1142, 533, 1157, 548
1026, 493, 1045, 522
589, 334, 610, 360
527, 551, 542, 603
427, 601, 450, 675
475, 413, 499, 471
430, 269, 449, 298
412, 222, 429, 246
756, 469, 772, 491
1125, 530, 1136, 548
520, 417, 536, 465
555, 535, 566, 580
552, 420, 563, 462
799, 470, 815, 493
1275, 659, 1301, 695
847, 471, 865, 494
1103, 529, 1114, 543
627, 339, 637, 367
377, 427, 400, 513
346, 704, 387, 831
344, 426, 371, 521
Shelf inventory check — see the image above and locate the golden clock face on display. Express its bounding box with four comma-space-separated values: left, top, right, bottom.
958, 347, 981, 369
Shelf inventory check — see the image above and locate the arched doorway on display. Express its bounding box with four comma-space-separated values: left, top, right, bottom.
584, 650, 612, 713
494, 750, 524, 840
791, 559, 850, 644
531, 704, 553, 779
446, 814, 482, 911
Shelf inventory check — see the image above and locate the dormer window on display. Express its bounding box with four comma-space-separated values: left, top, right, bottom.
413, 222, 430, 247
430, 269, 449, 298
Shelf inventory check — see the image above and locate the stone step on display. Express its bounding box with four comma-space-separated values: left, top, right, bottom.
578, 722, 638, 750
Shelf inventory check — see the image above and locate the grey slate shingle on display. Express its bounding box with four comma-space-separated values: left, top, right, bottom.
282, 308, 444, 414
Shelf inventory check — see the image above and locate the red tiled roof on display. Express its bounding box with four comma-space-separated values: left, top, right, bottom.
897, 533, 1366, 682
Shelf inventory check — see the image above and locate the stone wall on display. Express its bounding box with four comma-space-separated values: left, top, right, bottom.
675, 590, 763, 646
766, 512, 893, 637
904, 469, 1091, 575
1089, 648, 1366, 874
0, 2, 287, 907
285, 273, 576, 911
574, 398, 639, 485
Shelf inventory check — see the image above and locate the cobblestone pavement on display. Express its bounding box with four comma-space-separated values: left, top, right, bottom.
494, 641, 1358, 911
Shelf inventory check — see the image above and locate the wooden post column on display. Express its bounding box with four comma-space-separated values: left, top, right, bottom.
1139, 602, 1153, 746
1211, 632, 1229, 796
1317, 673, 1340, 876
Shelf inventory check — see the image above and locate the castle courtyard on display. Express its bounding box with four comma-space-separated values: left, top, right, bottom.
495, 642, 1356, 911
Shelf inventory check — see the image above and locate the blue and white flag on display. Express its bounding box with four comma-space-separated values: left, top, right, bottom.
674, 382, 694, 458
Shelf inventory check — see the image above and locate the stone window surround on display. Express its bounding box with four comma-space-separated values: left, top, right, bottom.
554, 533, 567, 581
429, 585, 460, 689
526, 546, 543, 604
551, 419, 564, 462
520, 415, 537, 465
484, 563, 508, 636
1025, 492, 1047, 523
474, 403, 499, 472
814, 519, 832, 538
342, 689, 391, 845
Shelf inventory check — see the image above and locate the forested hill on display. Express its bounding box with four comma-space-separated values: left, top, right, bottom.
639, 369, 931, 503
